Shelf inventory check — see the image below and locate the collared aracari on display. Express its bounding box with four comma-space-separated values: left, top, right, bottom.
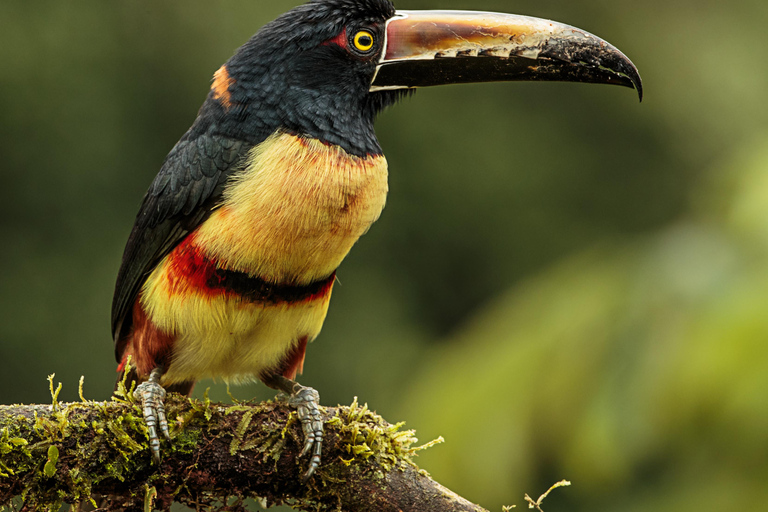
112, 0, 641, 481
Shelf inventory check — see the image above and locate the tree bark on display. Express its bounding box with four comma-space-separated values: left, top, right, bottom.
0, 395, 487, 511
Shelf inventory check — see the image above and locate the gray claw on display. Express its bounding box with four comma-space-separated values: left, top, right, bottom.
133, 368, 169, 461
289, 386, 323, 482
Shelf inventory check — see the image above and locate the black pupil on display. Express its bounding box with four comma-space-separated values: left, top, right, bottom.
359, 34, 372, 47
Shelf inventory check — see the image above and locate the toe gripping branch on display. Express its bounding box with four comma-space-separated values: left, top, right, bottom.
269, 375, 324, 482
130, 368, 323, 480
291, 386, 324, 482
133, 367, 171, 461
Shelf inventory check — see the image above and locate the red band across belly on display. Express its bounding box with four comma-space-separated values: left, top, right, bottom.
167, 237, 335, 304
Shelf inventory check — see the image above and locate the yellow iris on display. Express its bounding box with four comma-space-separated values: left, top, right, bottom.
353, 30, 375, 52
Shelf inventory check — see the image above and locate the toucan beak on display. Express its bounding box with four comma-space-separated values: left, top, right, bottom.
371, 10, 643, 101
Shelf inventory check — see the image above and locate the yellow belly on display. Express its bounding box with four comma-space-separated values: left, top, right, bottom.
139, 132, 388, 384
154, 291, 332, 385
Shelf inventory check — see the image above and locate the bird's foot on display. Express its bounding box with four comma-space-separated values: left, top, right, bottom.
267, 375, 324, 482
289, 385, 323, 482
133, 367, 170, 462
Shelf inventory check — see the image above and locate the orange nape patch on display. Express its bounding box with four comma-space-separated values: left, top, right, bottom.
211, 65, 235, 109
118, 297, 177, 378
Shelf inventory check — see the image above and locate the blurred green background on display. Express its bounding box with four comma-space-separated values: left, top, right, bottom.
2, 0, 767, 510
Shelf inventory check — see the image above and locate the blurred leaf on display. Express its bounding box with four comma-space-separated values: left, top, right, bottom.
397, 136, 768, 510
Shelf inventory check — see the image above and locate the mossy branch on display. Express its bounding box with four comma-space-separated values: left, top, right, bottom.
0, 394, 486, 512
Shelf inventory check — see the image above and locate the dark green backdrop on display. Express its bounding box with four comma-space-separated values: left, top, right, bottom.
2, 1, 767, 510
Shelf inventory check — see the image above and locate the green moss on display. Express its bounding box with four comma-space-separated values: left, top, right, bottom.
331, 397, 444, 473
0, 424, 32, 477
144, 485, 158, 512
3, 380, 444, 511
43, 445, 59, 478
230, 409, 256, 455
0, 374, 164, 509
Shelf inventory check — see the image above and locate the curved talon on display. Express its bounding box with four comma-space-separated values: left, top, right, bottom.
263, 375, 325, 481
288, 386, 324, 482
133, 368, 169, 462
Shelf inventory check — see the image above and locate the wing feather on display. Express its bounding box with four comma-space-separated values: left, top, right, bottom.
111, 133, 251, 355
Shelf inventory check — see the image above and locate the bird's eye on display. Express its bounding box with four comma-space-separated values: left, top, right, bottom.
352, 30, 375, 53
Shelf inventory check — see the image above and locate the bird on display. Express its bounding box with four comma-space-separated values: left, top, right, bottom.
111, 0, 642, 481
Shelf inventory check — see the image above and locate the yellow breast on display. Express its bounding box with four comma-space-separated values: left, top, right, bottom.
193, 132, 389, 284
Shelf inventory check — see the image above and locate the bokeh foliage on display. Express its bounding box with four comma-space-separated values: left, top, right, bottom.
1, 0, 766, 511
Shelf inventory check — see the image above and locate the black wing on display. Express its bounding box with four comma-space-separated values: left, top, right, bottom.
111, 132, 252, 354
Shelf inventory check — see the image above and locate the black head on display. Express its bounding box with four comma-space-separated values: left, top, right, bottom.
204, 0, 405, 157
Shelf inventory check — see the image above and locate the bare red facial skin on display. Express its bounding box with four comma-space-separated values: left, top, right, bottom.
322, 27, 348, 49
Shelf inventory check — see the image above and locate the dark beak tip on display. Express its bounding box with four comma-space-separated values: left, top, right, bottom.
624, 62, 644, 102
603, 46, 643, 102
635, 79, 644, 103
631, 72, 643, 103
610, 53, 643, 102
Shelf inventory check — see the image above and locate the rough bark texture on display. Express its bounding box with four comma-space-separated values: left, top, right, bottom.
0, 394, 487, 512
